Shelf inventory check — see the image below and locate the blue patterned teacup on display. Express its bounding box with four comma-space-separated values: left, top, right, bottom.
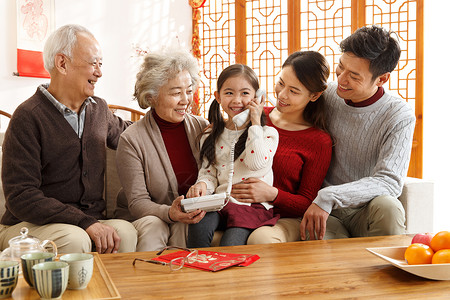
32, 261, 69, 300
0, 260, 20, 299
21, 252, 56, 287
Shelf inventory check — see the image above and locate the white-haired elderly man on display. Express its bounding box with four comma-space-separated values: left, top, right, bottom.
0, 24, 137, 254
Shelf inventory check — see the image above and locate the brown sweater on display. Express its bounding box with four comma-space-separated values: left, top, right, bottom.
1, 87, 130, 229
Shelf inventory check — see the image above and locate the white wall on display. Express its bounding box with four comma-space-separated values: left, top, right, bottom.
422, 1, 450, 232
1, 0, 449, 232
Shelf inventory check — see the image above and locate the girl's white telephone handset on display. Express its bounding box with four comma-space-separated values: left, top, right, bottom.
232, 89, 265, 127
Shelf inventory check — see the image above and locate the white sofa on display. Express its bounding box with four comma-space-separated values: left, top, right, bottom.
104, 147, 435, 235
0, 133, 435, 238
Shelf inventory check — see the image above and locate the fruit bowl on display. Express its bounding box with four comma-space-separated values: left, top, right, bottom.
366, 246, 450, 280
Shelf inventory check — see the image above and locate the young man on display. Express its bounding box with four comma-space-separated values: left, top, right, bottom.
300, 25, 416, 240
0, 24, 137, 253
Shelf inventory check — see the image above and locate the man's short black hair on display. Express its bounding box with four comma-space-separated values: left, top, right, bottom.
340, 25, 401, 80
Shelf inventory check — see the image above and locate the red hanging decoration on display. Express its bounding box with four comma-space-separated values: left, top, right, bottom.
191, 8, 201, 60
189, 0, 206, 9
189, 0, 205, 115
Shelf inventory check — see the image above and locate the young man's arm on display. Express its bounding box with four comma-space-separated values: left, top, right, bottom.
301, 103, 416, 240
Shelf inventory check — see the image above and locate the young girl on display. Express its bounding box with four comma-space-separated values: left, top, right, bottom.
186, 64, 279, 247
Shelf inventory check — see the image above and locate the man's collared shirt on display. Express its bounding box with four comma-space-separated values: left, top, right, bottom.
39, 84, 96, 138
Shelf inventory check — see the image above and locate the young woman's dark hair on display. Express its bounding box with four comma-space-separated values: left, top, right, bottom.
339, 25, 401, 80
282, 51, 330, 134
200, 64, 265, 167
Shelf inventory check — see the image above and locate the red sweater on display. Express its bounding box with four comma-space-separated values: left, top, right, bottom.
264, 107, 332, 218
153, 110, 198, 196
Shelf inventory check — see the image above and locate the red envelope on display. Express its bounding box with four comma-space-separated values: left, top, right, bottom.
152, 250, 259, 272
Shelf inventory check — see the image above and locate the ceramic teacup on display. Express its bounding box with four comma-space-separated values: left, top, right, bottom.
59, 253, 94, 289
0, 260, 20, 299
21, 252, 56, 288
32, 261, 69, 300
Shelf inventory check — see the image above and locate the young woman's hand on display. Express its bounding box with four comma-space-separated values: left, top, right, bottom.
186, 182, 207, 198
168, 196, 206, 224
231, 177, 278, 203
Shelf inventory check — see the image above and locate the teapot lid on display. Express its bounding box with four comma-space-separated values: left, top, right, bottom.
8, 227, 41, 247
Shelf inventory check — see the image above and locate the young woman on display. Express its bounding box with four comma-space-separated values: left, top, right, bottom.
231, 51, 333, 243
186, 64, 279, 247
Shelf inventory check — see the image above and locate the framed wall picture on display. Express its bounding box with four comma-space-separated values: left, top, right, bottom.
16, 0, 55, 78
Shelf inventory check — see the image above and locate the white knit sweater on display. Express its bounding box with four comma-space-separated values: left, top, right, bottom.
314, 82, 416, 213
196, 125, 279, 209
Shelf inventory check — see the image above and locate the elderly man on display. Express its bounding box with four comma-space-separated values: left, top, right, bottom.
0, 24, 137, 253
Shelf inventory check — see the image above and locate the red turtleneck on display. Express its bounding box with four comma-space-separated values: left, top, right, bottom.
152, 110, 198, 196
344, 86, 384, 107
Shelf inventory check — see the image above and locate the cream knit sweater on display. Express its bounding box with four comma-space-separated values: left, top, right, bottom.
314, 82, 416, 213
197, 125, 279, 209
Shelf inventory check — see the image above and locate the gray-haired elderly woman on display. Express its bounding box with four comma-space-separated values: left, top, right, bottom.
115, 50, 208, 251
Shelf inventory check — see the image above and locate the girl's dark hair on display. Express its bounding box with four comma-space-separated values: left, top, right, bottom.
282, 51, 330, 133
200, 64, 265, 166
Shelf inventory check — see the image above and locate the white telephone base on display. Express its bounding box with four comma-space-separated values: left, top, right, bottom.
181, 193, 227, 213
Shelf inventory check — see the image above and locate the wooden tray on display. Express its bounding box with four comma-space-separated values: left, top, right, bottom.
11, 252, 121, 299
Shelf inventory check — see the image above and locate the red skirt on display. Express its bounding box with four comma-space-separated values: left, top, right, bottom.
219, 202, 280, 229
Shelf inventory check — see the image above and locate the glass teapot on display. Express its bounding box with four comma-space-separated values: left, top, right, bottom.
0, 227, 57, 262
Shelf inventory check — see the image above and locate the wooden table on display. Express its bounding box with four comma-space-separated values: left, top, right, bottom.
99, 235, 450, 299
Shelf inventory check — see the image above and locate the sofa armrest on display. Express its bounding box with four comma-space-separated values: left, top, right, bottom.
399, 177, 434, 234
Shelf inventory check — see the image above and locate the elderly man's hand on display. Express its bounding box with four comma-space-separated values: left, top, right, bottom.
169, 196, 206, 224
85, 222, 121, 254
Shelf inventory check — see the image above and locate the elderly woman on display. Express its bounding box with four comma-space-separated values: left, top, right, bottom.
115, 50, 208, 251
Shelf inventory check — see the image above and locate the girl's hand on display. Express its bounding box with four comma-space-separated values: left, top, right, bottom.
247, 93, 265, 126
186, 182, 207, 198
169, 196, 206, 224
231, 177, 278, 203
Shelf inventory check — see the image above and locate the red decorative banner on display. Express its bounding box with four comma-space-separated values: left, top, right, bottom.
189, 0, 205, 115
189, 0, 206, 9
16, 0, 54, 78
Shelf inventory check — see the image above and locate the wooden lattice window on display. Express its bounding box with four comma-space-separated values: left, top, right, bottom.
195, 0, 423, 178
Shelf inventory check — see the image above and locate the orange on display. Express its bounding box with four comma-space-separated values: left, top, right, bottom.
430, 231, 450, 252
404, 243, 434, 265
432, 249, 450, 264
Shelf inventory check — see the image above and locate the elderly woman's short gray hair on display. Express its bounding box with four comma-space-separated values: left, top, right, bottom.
43, 24, 94, 72
134, 50, 200, 109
